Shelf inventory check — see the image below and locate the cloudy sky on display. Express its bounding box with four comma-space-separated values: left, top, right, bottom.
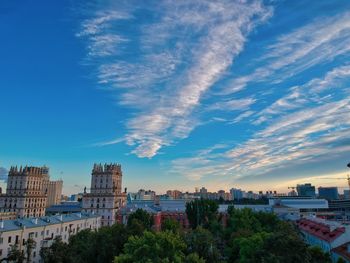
1, 0, 350, 194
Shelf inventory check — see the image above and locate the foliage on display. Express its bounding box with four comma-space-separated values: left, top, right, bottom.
186, 199, 219, 229
114, 231, 186, 263
161, 218, 181, 233
307, 246, 332, 263
25, 238, 36, 263
40, 236, 70, 263
127, 209, 153, 235
185, 227, 221, 263
7, 244, 25, 263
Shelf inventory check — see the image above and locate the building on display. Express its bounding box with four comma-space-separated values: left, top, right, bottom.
46, 180, 63, 207
230, 188, 243, 200
332, 242, 350, 263
297, 218, 350, 255
46, 201, 82, 215
166, 190, 182, 200
318, 187, 339, 200
344, 190, 350, 199
296, 183, 316, 197
82, 163, 126, 226
0, 166, 49, 218
0, 213, 100, 262
134, 189, 156, 201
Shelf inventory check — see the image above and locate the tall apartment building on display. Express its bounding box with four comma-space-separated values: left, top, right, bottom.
0, 166, 49, 218
82, 163, 126, 226
46, 180, 63, 207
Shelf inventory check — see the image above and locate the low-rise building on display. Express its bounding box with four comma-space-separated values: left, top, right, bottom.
297, 218, 350, 254
0, 213, 101, 262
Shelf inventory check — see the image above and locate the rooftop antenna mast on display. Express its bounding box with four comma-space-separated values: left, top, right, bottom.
347, 162, 350, 191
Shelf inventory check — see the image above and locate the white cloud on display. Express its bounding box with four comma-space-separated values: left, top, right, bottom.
222, 12, 350, 95
77, 1, 273, 158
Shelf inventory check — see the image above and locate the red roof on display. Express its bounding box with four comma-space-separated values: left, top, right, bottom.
332, 242, 350, 261
297, 218, 345, 242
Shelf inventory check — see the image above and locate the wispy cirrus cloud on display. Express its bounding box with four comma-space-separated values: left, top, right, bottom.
77, 0, 273, 158
222, 11, 350, 95
172, 64, 350, 182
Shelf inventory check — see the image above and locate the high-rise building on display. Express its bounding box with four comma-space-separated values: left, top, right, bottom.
318, 187, 339, 200
296, 183, 316, 197
344, 189, 350, 199
0, 166, 49, 217
82, 163, 126, 226
46, 180, 63, 207
230, 188, 243, 200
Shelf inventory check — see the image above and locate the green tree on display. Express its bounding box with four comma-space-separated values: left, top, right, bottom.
67, 229, 96, 263
25, 238, 36, 263
307, 246, 332, 263
186, 199, 218, 229
115, 231, 186, 263
336, 257, 346, 263
127, 209, 153, 235
161, 218, 181, 233
7, 244, 25, 263
40, 236, 70, 263
186, 227, 221, 263
184, 253, 205, 263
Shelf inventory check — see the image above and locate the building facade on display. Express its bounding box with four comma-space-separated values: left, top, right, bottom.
82, 163, 126, 226
0, 213, 101, 263
297, 183, 316, 197
318, 187, 339, 200
0, 166, 49, 218
46, 180, 63, 207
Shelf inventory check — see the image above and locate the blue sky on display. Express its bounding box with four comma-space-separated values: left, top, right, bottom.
1, 0, 350, 195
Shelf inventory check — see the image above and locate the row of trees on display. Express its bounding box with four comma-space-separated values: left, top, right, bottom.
15, 199, 341, 263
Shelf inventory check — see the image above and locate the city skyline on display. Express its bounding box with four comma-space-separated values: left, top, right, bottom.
1, 1, 350, 195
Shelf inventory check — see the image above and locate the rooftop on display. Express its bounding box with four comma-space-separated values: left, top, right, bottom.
297, 218, 346, 242
0, 213, 99, 233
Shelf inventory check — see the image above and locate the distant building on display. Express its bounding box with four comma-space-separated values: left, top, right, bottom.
230, 188, 243, 200
82, 163, 126, 226
47, 180, 63, 207
0, 213, 100, 263
344, 190, 350, 199
70, 193, 83, 202
297, 183, 316, 197
318, 187, 339, 200
0, 166, 49, 218
166, 190, 182, 199
134, 189, 156, 201
46, 201, 82, 215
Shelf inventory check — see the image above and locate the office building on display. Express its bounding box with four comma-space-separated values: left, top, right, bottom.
318, 187, 339, 200
296, 183, 316, 197
230, 188, 243, 200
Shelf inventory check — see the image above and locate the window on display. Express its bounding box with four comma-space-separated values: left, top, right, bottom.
0, 237, 3, 244
46, 230, 49, 235
8, 236, 11, 243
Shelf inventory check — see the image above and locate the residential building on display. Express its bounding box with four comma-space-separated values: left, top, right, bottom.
82, 163, 126, 226
0, 213, 100, 262
230, 188, 243, 200
332, 242, 350, 263
297, 183, 316, 197
318, 187, 339, 200
46, 180, 63, 207
0, 166, 49, 218
297, 218, 350, 256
